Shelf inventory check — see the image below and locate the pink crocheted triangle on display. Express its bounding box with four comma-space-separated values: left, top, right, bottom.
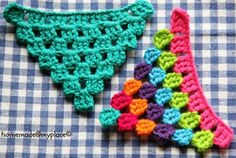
99, 8, 234, 152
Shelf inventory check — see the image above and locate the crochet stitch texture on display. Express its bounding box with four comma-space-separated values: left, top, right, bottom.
99, 8, 234, 152
3, 0, 153, 111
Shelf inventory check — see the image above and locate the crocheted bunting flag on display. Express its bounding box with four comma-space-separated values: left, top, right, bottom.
3, 1, 154, 111
99, 8, 234, 152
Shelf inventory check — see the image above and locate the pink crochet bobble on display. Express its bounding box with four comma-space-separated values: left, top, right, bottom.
118, 113, 138, 132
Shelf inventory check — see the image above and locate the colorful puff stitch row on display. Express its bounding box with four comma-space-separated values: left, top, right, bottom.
99, 8, 233, 152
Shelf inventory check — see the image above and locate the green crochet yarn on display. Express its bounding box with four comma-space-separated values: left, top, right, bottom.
153, 29, 174, 50
178, 112, 200, 129
191, 130, 214, 152
163, 72, 183, 89
3, 1, 154, 111
157, 51, 177, 71
169, 92, 189, 109
99, 108, 121, 128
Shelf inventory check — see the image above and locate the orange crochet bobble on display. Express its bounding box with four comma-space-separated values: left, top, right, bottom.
129, 99, 148, 116
123, 79, 142, 96
136, 119, 156, 136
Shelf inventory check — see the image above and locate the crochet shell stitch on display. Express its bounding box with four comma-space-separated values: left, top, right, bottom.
99, 8, 234, 152
3, 0, 154, 111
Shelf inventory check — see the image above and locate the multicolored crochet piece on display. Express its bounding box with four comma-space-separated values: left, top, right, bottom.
99, 8, 234, 152
3, 1, 153, 111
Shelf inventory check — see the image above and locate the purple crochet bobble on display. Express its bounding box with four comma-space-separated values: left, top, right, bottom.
146, 103, 164, 121
153, 124, 175, 144
139, 83, 157, 99
134, 63, 152, 80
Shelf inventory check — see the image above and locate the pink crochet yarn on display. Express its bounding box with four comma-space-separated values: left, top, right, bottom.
110, 91, 132, 110
170, 8, 234, 148
118, 113, 138, 132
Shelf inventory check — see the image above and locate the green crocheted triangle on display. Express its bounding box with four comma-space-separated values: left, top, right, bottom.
3, 1, 153, 111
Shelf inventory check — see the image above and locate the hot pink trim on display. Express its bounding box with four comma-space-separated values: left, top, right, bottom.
170, 8, 234, 148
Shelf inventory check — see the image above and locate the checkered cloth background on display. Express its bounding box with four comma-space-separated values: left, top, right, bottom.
0, 0, 235, 157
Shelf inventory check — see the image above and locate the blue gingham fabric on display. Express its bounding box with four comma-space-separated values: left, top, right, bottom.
0, 0, 235, 157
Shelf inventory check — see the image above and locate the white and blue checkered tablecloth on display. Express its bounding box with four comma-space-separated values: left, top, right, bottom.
0, 0, 235, 157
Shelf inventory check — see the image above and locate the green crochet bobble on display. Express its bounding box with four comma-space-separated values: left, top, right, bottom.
157, 51, 177, 71
192, 130, 214, 152
163, 72, 183, 89
153, 29, 174, 50
178, 112, 200, 129
3, 1, 154, 111
169, 92, 189, 109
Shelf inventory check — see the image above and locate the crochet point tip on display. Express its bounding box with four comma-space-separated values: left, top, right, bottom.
3, 2, 24, 25
172, 8, 190, 21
